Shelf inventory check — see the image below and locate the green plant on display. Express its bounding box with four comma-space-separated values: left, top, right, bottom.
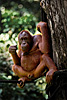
0, 7, 37, 53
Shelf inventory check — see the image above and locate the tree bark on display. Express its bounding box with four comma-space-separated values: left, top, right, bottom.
40, 0, 67, 70
40, 0, 67, 100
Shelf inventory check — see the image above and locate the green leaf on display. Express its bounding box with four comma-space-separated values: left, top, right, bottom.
0, 89, 2, 94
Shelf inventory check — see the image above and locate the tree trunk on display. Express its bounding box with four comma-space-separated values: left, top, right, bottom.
40, 0, 67, 100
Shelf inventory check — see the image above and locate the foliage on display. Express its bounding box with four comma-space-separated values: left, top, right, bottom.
0, 6, 37, 53
1, 7, 36, 33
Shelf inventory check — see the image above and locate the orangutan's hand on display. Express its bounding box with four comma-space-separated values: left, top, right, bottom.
46, 68, 57, 83
9, 45, 17, 54
37, 22, 47, 33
